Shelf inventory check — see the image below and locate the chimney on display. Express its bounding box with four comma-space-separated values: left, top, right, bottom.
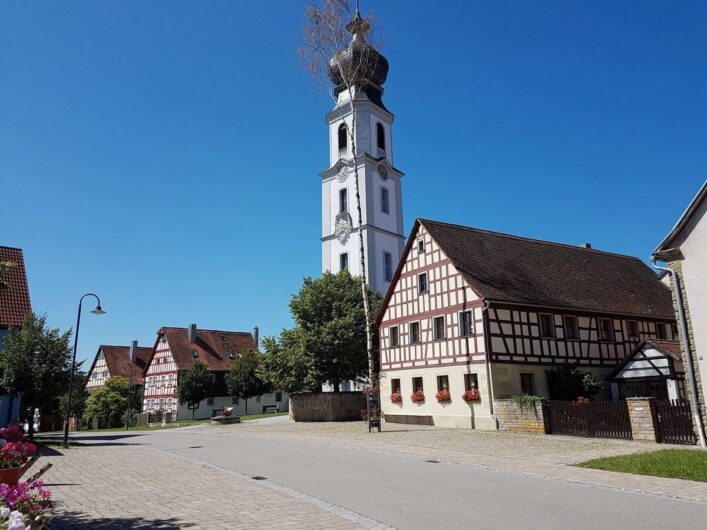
580, 243, 592, 249
252, 326, 259, 348
129, 340, 138, 363
188, 323, 197, 343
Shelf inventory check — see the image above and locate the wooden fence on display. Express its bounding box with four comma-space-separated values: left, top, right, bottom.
651, 399, 697, 445
543, 400, 633, 440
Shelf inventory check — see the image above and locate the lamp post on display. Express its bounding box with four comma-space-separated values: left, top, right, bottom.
63, 293, 105, 448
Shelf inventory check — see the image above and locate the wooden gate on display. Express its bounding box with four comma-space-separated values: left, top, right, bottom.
651, 399, 696, 445
543, 401, 633, 440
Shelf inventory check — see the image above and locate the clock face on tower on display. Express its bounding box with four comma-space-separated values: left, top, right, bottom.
378, 164, 388, 180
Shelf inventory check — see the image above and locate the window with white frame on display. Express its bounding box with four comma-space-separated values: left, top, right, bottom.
417, 239, 425, 253
433, 316, 445, 340
381, 187, 389, 213
459, 311, 474, 336
410, 322, 421, 344
383, 252, 393, 282
418, 273, 428, 294
389, 326, 399, 347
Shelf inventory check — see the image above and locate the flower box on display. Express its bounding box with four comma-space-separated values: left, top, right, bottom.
462, 389, 481, 402
435, 389, 451, 403
410, 390, 425, 403
0, 457, 37, 486
390, 392, 402, 403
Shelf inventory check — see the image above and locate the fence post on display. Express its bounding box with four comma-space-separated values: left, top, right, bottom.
626, 397, 657, 442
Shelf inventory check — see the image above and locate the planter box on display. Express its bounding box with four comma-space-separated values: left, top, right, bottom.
0, 457, 37, 485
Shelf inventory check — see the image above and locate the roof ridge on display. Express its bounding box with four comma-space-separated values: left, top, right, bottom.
0, 246, 24, 252
418, 218, 642, 261
161, 327, 254, 335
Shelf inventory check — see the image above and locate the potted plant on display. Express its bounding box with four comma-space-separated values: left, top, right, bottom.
410, 389, 425, 403
0, 480, 52, 529
435, 389, 451, 403
0, 427, 38, 486
462, 388, 481, 402
390, 392, 402, 403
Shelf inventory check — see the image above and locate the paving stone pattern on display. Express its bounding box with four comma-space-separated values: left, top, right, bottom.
43, 445, 364, 530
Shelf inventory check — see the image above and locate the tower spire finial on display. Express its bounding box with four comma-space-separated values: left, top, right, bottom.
346, 1, 369, 37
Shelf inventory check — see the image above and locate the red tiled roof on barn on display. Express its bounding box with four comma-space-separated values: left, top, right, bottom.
154, 326, 258, 372
91, 345, 153, 385
0, 246, 32, 328
379, 219, 675, 322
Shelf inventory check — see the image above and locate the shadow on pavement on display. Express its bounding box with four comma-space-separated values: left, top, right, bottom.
49, 512, 192, 529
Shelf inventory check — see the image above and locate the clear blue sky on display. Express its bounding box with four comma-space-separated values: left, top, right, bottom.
1, 1, 705, 366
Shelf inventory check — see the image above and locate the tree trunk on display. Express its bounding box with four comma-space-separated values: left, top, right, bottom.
192, 407, 195, 421
334, 381, 340, 393
245, 398, 248, 416
27, 408, 34, 441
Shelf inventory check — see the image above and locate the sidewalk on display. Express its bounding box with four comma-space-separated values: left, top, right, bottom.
42, 445, 366, 530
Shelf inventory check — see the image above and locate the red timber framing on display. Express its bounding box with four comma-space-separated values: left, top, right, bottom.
485, 303, 677, 367
378, 223, 486, 372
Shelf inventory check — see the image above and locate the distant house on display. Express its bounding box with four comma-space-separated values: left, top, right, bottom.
653, 181, 707, 431
142, 324, 287, 420
377, 219, 677, 429
86, 344, 152, 391
0, 246, 32, 427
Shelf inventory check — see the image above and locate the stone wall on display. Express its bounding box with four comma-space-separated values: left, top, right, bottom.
493, 399, 546, 433
289, 392, 367, 422
626, 397, 657, 442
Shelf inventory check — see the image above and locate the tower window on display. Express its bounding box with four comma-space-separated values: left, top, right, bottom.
383, 252, 393, 282
340, 253, 349, 271
376, 123, 385, 151
339, 188, 348, 213
381, 187, 389, 213
338, 123, 347, 153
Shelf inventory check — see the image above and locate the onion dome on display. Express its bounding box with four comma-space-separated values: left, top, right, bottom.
328, 12, 389, 104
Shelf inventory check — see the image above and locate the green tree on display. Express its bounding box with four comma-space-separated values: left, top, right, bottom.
226, 351, 268, 415
269, 270, 382, 392
83, 376, 130, 429
258, 330, 318, 394
545, 365, 604, 400
59, 369, 89, 430
177, 361, 211, 420
0, 312, 72, 439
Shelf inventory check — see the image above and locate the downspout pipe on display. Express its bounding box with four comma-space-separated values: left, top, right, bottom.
652, 255, 707, 448
481, 300, 498, 429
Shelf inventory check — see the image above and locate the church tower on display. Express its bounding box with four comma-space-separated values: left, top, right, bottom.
320, 12, 404, 293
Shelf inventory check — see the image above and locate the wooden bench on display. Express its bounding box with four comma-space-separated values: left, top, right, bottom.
262, 405, 280, 414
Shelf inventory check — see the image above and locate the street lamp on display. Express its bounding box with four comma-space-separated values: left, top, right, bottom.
63, 293, 105, 448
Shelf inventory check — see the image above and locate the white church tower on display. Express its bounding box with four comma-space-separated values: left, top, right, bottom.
320, 12, 404, 294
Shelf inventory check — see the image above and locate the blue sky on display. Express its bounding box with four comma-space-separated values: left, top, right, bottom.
1, 1, 705, 366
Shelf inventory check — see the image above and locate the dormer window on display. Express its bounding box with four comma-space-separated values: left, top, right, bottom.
338, 123, 347, 156
376, 123, 385, 152
191, 349, 198, 358
227, 352, 235, 359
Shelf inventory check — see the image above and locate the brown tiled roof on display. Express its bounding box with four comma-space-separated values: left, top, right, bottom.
0, 246, 32, 328
643, 339, 682, 360
156, 327, 257, 372
95, 345, 152, 385
419, 219, 674, 319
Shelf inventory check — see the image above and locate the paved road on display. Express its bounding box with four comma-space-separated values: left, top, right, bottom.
66, 427, 707, 530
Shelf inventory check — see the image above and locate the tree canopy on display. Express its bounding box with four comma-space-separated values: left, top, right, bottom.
260, 270, 382, 392
0, 312, 72, 438
84, 376, 131, 429
225, 351, 268, 415
177, 361, 212, 420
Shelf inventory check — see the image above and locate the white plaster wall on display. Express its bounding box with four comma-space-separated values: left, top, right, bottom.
176, 392, 289, 421
380, 364, 495, 429
676, 197, 707, 404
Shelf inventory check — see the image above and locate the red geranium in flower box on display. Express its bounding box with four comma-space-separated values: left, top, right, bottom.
435, 389, 451, 403
410, 389, 425, 403
462, 388, 481, 402
390, 392, 402, 403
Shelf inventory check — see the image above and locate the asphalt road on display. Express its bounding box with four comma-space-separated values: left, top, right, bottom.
65, 427, 707, 530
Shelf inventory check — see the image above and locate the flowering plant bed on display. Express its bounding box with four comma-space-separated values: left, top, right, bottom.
410, 390, 425, 403
462, 389, 481, 402
0, 480, 51, 530
0, 426, 39, 486
435, 389, 451, 403
390, 392, 402, 403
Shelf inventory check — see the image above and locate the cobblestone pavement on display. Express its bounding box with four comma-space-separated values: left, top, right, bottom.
191, 420, 707, 503
42, 444, 367, 530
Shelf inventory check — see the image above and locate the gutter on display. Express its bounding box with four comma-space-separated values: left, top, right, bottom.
481, 300, 498, 429
652, 253, 707, 448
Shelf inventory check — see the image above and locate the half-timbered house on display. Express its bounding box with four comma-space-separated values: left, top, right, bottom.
142, 324, 287, 419
377, 219, 677, 429
85, 344, 151, 391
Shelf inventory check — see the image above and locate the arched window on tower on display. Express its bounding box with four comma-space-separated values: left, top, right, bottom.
376, 123, 386, 154
338, 124, 348, 158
